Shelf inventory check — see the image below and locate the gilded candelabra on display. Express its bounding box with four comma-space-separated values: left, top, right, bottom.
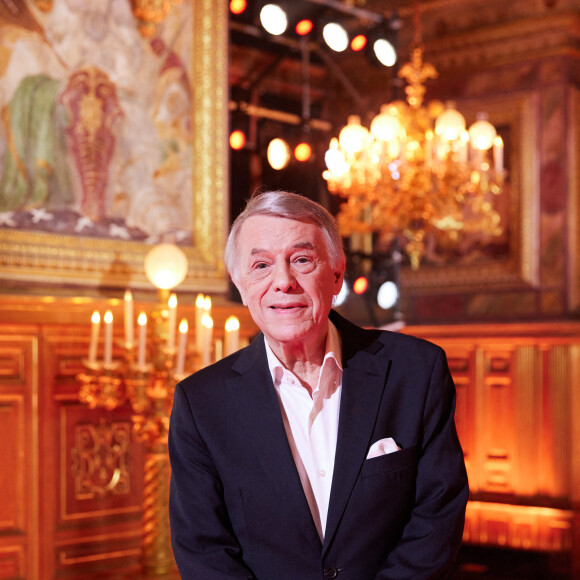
78, 304, 187, 576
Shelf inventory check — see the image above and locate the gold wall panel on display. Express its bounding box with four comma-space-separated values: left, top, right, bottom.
0, 546, 25, 579
59, 404, 143, 523
0, 398, 25, 531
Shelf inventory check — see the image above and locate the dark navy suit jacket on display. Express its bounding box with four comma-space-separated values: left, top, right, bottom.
168, 311, 468, 579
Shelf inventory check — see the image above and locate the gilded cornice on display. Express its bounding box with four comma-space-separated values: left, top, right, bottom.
421, 12, 580, 72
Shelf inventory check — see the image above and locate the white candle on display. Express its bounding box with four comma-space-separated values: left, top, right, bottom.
138, 312, 147, 367
493, 136, 504, 173
124, 289, 134, 348
201, 313, 213, 367
195, 293, 205, 355
203, 295, 212, 318
176, 318, 188, 375
88, 310, 100, 364
224, 315, 240, 356
104, 310, 113, 365
214, 338, 223, 362
458, 131, 469, 163
167, 293, 177, 350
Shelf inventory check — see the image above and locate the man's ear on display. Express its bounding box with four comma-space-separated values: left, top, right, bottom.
333, 267, 345, 294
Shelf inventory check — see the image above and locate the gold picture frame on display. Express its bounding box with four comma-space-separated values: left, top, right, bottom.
0, 0, 229, 296
401, 91, 540, 294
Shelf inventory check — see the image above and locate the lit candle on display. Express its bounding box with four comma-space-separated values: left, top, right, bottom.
214, 338, 223, 362
458, 131, 469, 163
176, 318, 188, 375
493, 136, 504, 173
224, 315, 240, 356
124, 289, 134, 348
104, 310, 113, 365
88, 310, 100, 364
203, 295, 212, 318
195, 293, 205, 355
138, 312, 147, 367
167, 293, 177, 350
201, 313, 213, 367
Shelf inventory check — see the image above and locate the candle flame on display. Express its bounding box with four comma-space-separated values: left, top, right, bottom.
179, 318, 188, 333
196, 293, 205, 307
104, 310, 113, 324
201, 313, 213, 328
124, 289, 132, 302
225, 316, 240, 332
138, 312, 147, 326
169, 293, 177, 308
91, 310, 101, 324
493, 136, 503, 147
203, 296, 212, 310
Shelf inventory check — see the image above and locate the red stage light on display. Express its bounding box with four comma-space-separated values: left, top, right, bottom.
295, 19, 313, 36
353, 276, 369, 295
351, 34, 367, 52
229, 130, 246, 150
230, 0, 247, 15
294, 142, 312, 162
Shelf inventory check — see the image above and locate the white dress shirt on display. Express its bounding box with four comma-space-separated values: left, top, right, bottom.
265, 321, 343, 539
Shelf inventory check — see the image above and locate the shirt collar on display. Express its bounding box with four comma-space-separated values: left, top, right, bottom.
265, 319, 343, 385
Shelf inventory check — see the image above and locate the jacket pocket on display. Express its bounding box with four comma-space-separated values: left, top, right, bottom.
361, 445, 417, 478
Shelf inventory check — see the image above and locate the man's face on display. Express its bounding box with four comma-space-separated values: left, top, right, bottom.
234, 215, 344, 348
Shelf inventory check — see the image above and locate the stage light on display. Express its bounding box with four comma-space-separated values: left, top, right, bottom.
295, 19, 313, 36
353, 276, 369, 295
267, 138, 291, 170
372, 37, 397, 67
377, 281, 399, 310
229, 0, 247, 15
259, 3, 288, 36
229, 130, 246, 150
350, 34, 367, 52
294, 142, 312, 162
322, 22, 349, 52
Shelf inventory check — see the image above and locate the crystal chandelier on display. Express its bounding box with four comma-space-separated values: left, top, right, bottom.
323, 10, 505, 269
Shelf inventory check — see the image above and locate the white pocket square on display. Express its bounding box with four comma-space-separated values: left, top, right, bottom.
366, 437, 401, 459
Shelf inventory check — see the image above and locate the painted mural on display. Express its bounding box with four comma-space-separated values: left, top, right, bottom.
0, 0, 193, 243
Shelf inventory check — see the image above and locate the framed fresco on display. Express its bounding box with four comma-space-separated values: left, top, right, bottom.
400, 91, 540, 294
0, 0, 229, 296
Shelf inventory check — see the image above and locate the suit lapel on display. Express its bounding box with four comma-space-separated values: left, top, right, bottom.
323, 313, 391, 553
228, 335, 322, 548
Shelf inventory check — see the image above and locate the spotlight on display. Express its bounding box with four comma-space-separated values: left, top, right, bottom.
267, 138, 291, 170
367, 23, 398, 68
322, 21, 349, 52
295, 18, 313, 36
229, 0, 247, 15
372, 37, 397, 67
350, 33, 367, 52
259, 3, 288, 36
294, 142, 312, 162
353, 276, 369, 295
229, 130, 246, 150
377, 280, 399, 310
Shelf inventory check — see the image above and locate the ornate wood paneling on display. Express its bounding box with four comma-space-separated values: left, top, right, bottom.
0, 333, 38, 580
406, 322, 580, 566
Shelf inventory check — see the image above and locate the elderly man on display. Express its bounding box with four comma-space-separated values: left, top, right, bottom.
169, 190, 468, 580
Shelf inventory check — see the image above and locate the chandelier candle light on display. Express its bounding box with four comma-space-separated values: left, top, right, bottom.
323, 7, 505, 269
